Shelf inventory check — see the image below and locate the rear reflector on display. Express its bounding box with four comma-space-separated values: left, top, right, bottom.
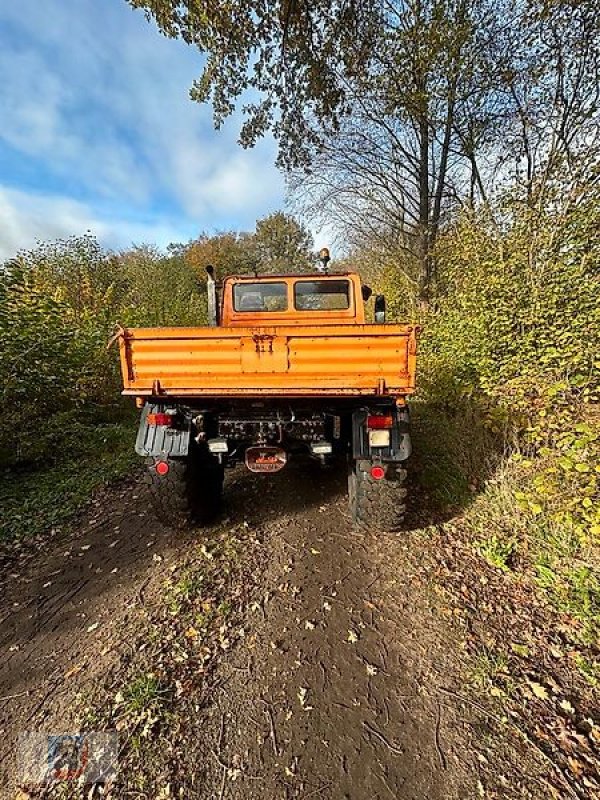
147, 412, 174, 426
370, 465, 386, 480
367, 414, 393, 429
155, 460, 170, 476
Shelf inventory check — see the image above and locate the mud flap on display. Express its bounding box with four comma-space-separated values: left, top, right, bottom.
135, 403, 191, 457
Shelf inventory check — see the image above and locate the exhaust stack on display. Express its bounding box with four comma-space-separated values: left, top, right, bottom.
206, 265, 219, 327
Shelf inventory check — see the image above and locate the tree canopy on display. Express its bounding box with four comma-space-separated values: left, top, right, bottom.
127, 0, 380, 168
128, 0, 599, 301
183, 212, 314, 276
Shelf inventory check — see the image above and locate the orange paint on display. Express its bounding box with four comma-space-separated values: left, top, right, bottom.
118, 273, 419, 400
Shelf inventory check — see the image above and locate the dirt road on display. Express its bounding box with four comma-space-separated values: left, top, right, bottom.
0, 463, 548, 798
182, 465, 476, 799
0, 478, 193, 789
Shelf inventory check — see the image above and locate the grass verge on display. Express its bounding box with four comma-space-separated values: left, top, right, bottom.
0, 420, 139, 542
409, 399, 599, 796
413, 399, 599, 646
69, 521, 262, 797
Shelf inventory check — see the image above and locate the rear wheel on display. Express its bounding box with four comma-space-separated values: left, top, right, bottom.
348, 460, 408, 532
146, 441, 224, 529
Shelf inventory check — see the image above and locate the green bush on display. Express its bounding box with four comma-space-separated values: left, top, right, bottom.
424, 200, 598, 420
0, 236, 207, 469
411, 192, 600, 642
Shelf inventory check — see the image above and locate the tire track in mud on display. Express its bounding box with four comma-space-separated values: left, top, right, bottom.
0, 464, 477, 798
176, 463, 476, 799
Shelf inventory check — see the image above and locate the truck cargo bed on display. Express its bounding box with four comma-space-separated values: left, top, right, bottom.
118, 324, 418, 398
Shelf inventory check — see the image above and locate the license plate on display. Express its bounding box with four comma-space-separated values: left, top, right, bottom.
245, 446, 287, 473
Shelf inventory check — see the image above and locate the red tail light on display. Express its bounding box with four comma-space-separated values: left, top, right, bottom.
371, 465, 386, 480
147, 412, 174, 426
367, 414, 393, 429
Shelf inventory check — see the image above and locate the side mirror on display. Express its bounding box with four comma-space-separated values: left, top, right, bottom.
361, 284, 373, 302
374, 295, 386, 324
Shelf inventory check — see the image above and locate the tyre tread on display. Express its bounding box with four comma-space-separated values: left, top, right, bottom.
349, 462, 408, 532
145, 442, 223, 529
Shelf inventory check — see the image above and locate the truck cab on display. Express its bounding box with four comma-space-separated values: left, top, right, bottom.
221, 273, 366, 327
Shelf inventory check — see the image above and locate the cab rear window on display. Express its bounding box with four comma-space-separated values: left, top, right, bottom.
294, 280, 351, 311
233, 282, 288, 312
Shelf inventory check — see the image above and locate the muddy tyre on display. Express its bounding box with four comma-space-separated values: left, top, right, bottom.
146, 442, 224, 529
348, 461, 408, 532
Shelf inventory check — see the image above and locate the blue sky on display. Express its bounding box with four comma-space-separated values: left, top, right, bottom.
0, 0, 286, 259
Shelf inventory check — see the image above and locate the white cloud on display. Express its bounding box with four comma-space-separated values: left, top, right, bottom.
0, 0, 285, 256
0, 38, 149, 203
0, 185, 192, 259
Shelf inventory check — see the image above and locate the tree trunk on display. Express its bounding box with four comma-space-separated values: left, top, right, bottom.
418, 109, 431, 309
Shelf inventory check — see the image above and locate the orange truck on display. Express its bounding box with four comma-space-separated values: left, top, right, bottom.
117, 254, 418, 530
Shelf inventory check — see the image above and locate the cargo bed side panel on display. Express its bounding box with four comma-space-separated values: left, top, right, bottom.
119, 325, 417, 397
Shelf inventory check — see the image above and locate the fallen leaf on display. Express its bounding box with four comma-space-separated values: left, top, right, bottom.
559, 698, 575, 715
199, 544, 213, 560
566, 757, 585, 777
347, 629, 359, 644
298, 687, 308, 706
87, 622, 100, 633
528, 681, 549, 700
297, 687, 312, 710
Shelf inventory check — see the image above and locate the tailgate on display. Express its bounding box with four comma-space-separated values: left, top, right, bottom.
119, 324, 418, 397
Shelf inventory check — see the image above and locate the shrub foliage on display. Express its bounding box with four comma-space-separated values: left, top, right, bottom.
0, 235, 205, 468
412, 192, 600, 641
